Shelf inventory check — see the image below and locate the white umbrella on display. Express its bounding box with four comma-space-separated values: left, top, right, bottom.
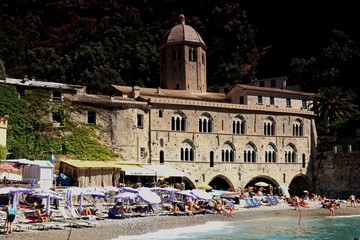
137, 189, 161, 205
113, 192, 138, 201
255, 182, 269, 187
32, 192, 63, 215
191, 189, 213, 200
119, 186, 139, 193
175, 190, 196, 198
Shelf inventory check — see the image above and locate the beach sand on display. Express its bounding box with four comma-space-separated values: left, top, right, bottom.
3, 201, 360, 240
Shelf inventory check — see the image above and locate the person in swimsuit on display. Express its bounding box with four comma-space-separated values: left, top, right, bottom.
329, 199, 336, 216
3, 205, 16, 235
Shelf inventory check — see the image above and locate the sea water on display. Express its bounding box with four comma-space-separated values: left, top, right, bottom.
114, 215, 360, 240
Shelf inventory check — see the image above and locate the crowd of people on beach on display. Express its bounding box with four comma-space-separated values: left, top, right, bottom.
1, 183, 360, 236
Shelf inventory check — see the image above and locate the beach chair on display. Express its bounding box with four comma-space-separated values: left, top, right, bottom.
272, 196, 280, 205
68, 207, 98, 227
265, 196, 274, 206
254, 198, 263, 206
250, 198, 260, 207
244, 198, 256, 208
57, 206, 89, 228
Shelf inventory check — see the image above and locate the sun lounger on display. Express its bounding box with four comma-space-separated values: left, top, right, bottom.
254, 198, 263, 206
272, 196, 280, 205
244, 198, 256, 208
69, 207, 98, 227
250, 198, 260, 207
57, 206, 89, 228
265, 196, 274, 206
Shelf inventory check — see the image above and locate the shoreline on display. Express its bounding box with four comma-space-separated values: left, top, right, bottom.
4, 202, 360, 240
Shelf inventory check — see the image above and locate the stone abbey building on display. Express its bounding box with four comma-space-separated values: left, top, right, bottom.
0, 15, 317, 195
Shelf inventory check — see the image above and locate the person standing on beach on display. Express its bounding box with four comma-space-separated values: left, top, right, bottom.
3, 205, 16, 235
349, 195, 356, 207
269, 184, 274, 196
329, 200, 336, 216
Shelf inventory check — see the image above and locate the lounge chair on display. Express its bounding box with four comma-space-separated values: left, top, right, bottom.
249, 198, 260, 207
265, 196, 274, 206
57, 206, 89, 228
244, 198, 256, 208
254, 198, 263, 206
68, 207, 98, 227
272, 196, 280, 205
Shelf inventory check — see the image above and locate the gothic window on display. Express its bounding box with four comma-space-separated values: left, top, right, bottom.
199, 113, 213, 133
232, 115, 246, 134
284, 144, 297, 163
293, 119, 303, 136
160, 151, 164, 164
244, 143, 257, 163
171, 112, 186, 131
265, 143, 277, 163
264, 117, 276, 136
172, 49, 181, 60
180, 140, 195, 161
210, 151, 214, 168
189, 48, 197, 61
221, 142, 235, 162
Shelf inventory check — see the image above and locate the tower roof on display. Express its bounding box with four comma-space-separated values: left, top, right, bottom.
160, 14, 206, 49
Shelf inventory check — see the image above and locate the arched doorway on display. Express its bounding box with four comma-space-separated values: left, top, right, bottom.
288, 174, 312, 197
181, 177, 195, 190
209, 175, 234, 191
245, 175, 280, 196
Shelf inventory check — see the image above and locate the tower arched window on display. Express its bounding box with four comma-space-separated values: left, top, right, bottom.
264, 117, 276, 136
293, 119, 303, 136
284, 144, 297, 163
265, 144, 277, 163
221, 142, 235, 162
171, 113, 186, 131
232, 115, 246, 134
189, 48, 197, 61
180, 140, 195, 161
244, 143, 257, 163
199, 113, 213, 133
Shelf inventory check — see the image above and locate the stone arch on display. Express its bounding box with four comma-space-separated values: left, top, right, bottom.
208, 174, 234, 191
245, 175, 280, 195
181, 176, 196, 190
288, 174, 313, 197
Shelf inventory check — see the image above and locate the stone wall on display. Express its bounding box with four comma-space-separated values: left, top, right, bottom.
314, 151, 360, 199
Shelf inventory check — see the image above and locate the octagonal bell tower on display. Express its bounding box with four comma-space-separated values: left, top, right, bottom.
158, 14, 207, 93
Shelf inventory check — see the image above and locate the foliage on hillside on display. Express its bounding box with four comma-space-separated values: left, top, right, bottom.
0, 0, 261, 93
0, 85, 117, 160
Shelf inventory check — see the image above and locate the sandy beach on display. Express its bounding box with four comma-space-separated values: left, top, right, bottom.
2, 200, 360, 240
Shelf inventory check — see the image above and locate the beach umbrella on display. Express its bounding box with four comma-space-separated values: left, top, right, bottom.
0, 163, 19, 172
32, 192, 63, 215
33, 188, 57, 195
137, 189, 161, 205
255, 182, 269, 187
113, 192, 138, 201
119, 186, 139, 194
175, 190, 197, 198
191, 189, 213, 200
197, 183, 212, 190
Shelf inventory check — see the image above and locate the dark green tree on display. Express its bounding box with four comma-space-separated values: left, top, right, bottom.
308, 86, 358, 136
